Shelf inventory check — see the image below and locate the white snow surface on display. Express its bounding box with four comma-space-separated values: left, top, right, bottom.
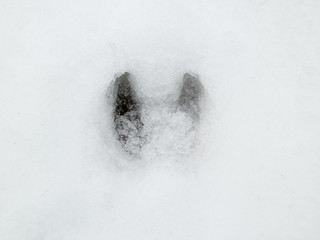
1, 0, 320, 239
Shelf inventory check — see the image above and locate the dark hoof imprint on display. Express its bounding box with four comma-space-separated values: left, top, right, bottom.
178, 73, 203, 121
112, 72, 203, 155
113, 72, 143, 155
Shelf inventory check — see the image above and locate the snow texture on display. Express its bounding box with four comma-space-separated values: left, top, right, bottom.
1, 0, 320, 239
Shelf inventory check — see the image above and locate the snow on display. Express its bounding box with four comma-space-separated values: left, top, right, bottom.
1, 0, 320, 239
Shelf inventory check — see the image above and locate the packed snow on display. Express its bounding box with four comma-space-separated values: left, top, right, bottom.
1, 0, 320, 239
